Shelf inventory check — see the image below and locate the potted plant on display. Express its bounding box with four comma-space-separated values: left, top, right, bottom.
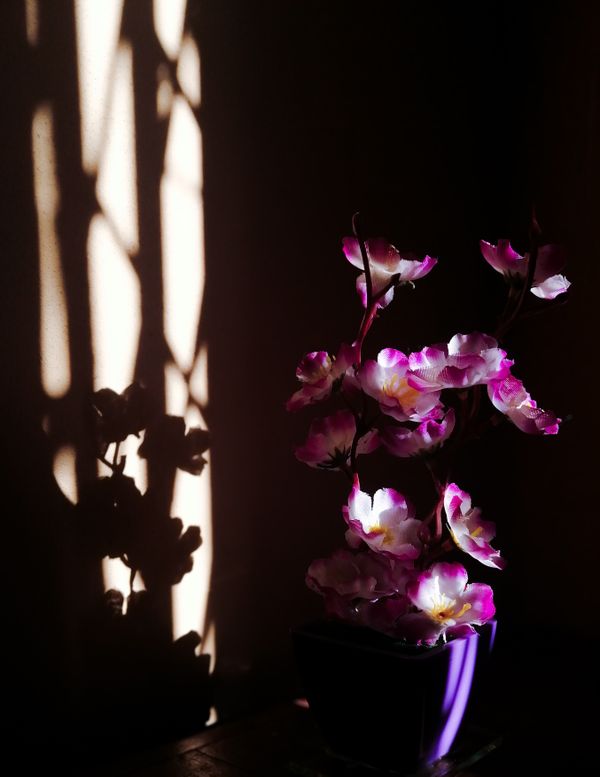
287, 215, 569, 773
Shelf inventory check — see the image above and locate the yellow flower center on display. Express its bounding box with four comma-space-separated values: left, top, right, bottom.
429, 598, 472, 624
470, 526, 483, 539
382, 374, 420, 410
369, 525, 395, 546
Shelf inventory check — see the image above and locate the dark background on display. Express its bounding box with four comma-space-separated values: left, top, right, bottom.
3, 0, 599, 768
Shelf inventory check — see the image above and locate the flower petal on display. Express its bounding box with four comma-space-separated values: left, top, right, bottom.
531, 274, 571, 300
480, 239, 527, 277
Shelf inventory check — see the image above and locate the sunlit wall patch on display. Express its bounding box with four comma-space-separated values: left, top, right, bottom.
177, 35, 201, 107
53, 445, 78, 504
96, 42, 139, 256
170, 403, 212, 642
33, 103, 71, 400
74, 0, 124, 175
153, 0, 186, 61
88, 213, 141, 392
161, 95, 204, 373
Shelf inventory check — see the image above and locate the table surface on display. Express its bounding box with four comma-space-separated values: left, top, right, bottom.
84, 701, 509, 777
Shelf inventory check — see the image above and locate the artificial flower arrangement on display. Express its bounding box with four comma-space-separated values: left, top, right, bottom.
288, 216, 569, 647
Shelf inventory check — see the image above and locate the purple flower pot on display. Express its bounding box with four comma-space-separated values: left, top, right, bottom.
292, 619, 495, 774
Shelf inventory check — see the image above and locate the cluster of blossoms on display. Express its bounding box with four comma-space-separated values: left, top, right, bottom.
288, 226, 568, 646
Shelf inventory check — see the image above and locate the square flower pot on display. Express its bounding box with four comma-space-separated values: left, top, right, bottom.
292, 619, 495, 774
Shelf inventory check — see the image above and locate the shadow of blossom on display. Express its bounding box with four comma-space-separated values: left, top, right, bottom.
72, 383, 212, 756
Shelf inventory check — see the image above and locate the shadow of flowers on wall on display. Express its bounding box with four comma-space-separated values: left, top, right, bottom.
73, 383, 211, 755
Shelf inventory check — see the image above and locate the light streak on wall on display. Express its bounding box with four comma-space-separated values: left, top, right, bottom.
153, 0, 186, 60
74, 0, 124, 173
88, 213, 141, 392
25, 0, 39, 47
190, 343, 209, 407
162, 96, 204, 372
165, 361, 189, 417
33, 103, 71, 399
53, 445, 78, 504
177, 35, 201, 107
171, 406, 212, 641
96, 43, 139, 255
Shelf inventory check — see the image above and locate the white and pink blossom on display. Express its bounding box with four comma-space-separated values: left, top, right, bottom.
444, 484, 506, 570
359, 349, 443, 422
382, 410, 455, 458
488, 374, 560, 435
409, 333, 512, 390
398, 562, 495, 645
294, 409, 379, 469
343, 237, 437, 309
343, 477, 425, 560
286, 343, 356, 412
480, 239, 571, 300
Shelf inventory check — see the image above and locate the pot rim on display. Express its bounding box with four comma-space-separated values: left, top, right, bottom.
291, 618, 481, 661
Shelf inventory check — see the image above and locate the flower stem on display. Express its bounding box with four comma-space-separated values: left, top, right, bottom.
352, 212, 372, 306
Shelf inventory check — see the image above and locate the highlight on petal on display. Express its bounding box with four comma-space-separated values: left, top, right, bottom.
444, 483, 506, 570
531, 274, 571, 300
488, 374, 561, 435
343, 476, 424, 560
396, 253, 438, 282
382, 409, 455, 458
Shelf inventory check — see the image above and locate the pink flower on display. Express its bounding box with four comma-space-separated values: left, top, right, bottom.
409, 333, 512, 390
307, 549, 414, 633
444, 484, 506, 570
294, 409, 379, 469
342, 237, 437, 309
479, 239, 527, 278
382, 410, 456, 458
343, 476, 425, 560
286, 343, 356, 412
487, 374, 560, 435
480, 239, 571, 300
306, 548, 411, 600
359, 349, 443, 422
398, 562, 495, 645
